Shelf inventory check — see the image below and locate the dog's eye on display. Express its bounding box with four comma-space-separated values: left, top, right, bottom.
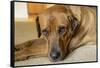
42, 29, 48, 36
58, 27, 66, 35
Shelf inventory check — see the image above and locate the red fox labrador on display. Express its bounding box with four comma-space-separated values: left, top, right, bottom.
15, 5, 96, 62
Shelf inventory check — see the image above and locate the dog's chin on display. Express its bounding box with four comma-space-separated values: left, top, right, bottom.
48, 56, 64, 62
49, 58, 62, 62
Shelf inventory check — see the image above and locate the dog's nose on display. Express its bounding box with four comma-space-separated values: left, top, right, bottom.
50, 51, 60, 60
50, 48, 61, 61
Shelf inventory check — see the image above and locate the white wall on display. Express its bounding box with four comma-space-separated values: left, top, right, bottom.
15, 2, 28, 21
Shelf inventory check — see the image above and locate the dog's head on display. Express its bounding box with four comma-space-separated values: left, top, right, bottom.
36, 5, 80, 61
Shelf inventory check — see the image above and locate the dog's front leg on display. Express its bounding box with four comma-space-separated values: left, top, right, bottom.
15, 38, 48, 61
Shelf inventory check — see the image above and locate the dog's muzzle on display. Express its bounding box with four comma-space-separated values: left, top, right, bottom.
49, 45, 62, 61
50, 48, 60, 60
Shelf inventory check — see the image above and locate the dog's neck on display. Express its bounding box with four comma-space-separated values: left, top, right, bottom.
69, 7, 96, 52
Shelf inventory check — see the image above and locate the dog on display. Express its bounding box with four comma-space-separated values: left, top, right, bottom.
15, 5, 96, 62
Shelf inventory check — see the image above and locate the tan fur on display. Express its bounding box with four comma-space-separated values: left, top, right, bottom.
69, 6, 96, 51
15, 38, 48, 61
15, 5, 96, 61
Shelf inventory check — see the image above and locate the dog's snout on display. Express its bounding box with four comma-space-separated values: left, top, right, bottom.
50, 47, 61, 61
50, 51, 60, 60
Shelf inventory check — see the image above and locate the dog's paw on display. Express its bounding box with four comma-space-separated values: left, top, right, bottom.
15, 40, 33, 52
15, 55, 29, 61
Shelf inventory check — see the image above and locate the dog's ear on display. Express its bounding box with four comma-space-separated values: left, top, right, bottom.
36, 16, 41, 37
68, 16, 80, 35
69, 6, 81, 22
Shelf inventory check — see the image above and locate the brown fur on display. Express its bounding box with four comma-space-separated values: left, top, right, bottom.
15, 5, 96, 61
15, 38, 48, 61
